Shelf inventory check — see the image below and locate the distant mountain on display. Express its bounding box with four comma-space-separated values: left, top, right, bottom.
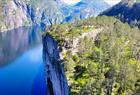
61, 0, 110, 22
0, 0, 110, 32
28, 0, 111, 26
101, 0, 140, 27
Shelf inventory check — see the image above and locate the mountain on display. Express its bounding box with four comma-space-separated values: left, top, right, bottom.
101, 0, 140, 27
61, 0, 110, 22
0, 0, 110, 32
0, 0, 32, 32
34, 0, 110, 24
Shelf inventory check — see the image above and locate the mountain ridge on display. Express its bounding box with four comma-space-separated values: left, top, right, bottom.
101, 0, 140, 27
0, 0, 110, 32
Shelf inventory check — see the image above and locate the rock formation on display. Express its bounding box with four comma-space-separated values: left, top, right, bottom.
42, 34, 69, 95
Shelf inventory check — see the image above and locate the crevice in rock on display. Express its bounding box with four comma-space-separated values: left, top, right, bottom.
47, 78, 54, 95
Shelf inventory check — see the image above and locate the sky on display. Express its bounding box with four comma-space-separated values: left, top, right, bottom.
61, 0, 82, 5
104, 0, 121, 5
61, 0, 121, 5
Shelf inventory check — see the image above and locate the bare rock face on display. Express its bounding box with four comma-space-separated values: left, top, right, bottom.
0, 0, 32, 32
42, 34, 69, 95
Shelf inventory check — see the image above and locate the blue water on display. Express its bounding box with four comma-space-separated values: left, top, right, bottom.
0, 45, 46, 95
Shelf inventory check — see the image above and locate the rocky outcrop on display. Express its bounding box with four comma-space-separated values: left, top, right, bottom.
42, 34, 69, 95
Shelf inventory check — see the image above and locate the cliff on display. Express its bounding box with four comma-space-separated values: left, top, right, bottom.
42, 34, 69, 95
47, 16, 140, 95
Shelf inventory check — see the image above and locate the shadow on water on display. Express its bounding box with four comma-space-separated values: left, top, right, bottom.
0, 25, 42, 66
31, 65, 46, 95
31, 65, 55, 95
46, 78, 54, 95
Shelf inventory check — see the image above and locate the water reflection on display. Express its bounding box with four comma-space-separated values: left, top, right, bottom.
0, 26, 42, 66
0, 45, 46, 95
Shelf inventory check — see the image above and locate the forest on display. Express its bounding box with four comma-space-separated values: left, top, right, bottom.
47, 16, 140, 95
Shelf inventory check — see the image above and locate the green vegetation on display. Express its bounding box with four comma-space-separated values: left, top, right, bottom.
47, 16, 140, 95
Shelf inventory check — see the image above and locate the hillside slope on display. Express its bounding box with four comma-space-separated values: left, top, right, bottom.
101, 0, 140, 27
0, 0, 32, 32
47, 16, 140, 95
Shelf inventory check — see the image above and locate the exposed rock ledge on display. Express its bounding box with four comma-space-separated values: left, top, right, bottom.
42, 34, 69, 95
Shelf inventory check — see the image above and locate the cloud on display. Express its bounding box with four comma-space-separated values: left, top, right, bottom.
104, 0, 121, 5
61, 0, 82, 5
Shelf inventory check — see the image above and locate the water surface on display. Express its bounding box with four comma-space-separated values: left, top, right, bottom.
0, 45, 46, 95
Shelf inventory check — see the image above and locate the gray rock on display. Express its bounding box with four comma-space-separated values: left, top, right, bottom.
42, 34, 69, 95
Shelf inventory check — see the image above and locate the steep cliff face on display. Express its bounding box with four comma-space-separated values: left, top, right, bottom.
42, 34, 69, 95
